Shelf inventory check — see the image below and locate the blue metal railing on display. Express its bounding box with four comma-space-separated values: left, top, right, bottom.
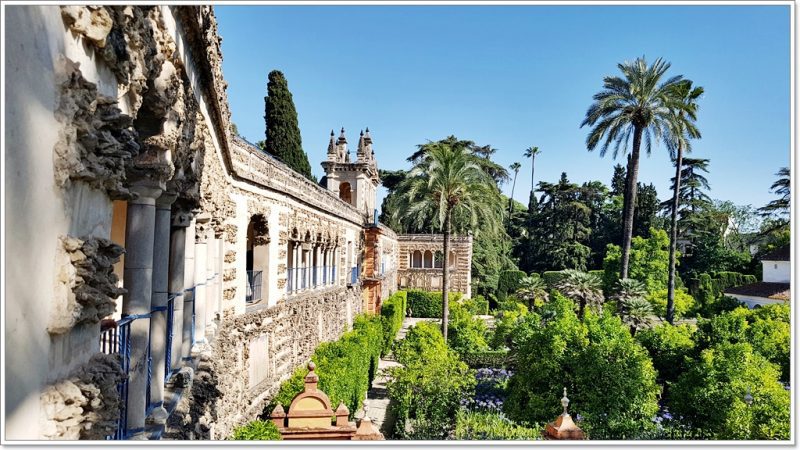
301, 267, 307, 290
332, 266, 336, 284
350, 266, 358, 285
246, 270, 263, 303
322, 265, 327, 285
164, 294, 178, 381
100, 314, 138, 440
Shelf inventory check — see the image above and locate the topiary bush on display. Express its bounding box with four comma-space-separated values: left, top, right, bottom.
380, 291, 407, 355
406, 290, 463, 318
266, 314, 383, 417
230, 419, 282, 440
497, 270, 526, 301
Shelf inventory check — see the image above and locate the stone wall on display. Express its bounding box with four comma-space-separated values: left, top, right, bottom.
164, 286, 362, 439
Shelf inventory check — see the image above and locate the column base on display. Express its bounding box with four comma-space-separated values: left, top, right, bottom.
128, 432, 148, 441
148, 406, 169, 425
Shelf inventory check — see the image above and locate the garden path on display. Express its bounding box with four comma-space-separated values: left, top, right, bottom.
364, 317, 440, 437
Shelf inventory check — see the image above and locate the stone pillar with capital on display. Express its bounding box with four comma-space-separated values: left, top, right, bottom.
168, 210, 192, 372
193, 213, 211, 350
121, 181, 163, 439
182, 218, 196, 359
147, 190, 177, 424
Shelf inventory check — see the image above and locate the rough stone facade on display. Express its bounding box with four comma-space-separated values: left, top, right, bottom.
397, 234, 473, 298
164, 287, 361, 440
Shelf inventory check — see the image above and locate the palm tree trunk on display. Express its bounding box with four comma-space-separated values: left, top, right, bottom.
666, 144, 683, 324
509, 172, 518, 218
441, 209, 452, 342
620, 126, 643, 279
531, 153, 536, 199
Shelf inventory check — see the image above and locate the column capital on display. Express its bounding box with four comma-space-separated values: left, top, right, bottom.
157, 191, 179, 208
172, 209, 194, 228
128, 179, 165, 205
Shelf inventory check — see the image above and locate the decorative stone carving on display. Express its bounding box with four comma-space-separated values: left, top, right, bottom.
223, 269, 236, 283
54, 61, 140, 200
41, 353, 124, 440
61, 6, 113, 48
223, 224, 237, 244
51, 236, 126, 335
224, 251, 236, 263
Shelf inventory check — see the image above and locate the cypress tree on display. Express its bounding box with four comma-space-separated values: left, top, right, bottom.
264, 70, 314, 181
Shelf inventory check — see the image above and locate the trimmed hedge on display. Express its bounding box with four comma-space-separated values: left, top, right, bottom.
380, 291, 407, 355
266, 314, 383, 417
407, 290, 463, 318
541, 270, 568, 288
497, 270, 526, 301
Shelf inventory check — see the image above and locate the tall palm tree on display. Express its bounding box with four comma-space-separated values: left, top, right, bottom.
509, 162, 522, 217
663, 81, 703, 324
760, 167, 790, 216
392, 142, 502, 341
523, 146, 541, 205
555, 269, 604, 319
581, 57, 687, 279
516, 276, 549, 308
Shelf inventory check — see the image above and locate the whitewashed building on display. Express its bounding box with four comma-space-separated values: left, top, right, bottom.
725, 245, 790, 308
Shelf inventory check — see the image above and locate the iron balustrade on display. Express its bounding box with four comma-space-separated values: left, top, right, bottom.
322, 265, 327, 285
332, 266, 336, 284
350, 266, 358, 285
287, 267, 294, 293
246, 270, 263, 303
301, 267, 307, 290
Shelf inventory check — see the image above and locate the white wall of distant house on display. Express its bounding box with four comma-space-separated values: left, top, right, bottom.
728, 294, 787, 309
762, 260, 791, 283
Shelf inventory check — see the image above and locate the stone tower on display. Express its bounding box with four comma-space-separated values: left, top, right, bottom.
321, 128, 380, 221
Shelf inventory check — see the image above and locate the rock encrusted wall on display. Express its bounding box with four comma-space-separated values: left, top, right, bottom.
40, 353, 124, 440
50, 236, 126, 335
164, 287, 362, 440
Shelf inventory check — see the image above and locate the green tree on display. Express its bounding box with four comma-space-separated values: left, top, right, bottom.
610, 163, 626, 196
581, 57, 687, 280
392, 142, 503, 341
670, 342, 790, 440
603, 228, 672, 294
504, 294, 660, 438
554, 269, 605, 319
636, 323, 696, 384
758, 167, 790, 234
263, 70, 314, 180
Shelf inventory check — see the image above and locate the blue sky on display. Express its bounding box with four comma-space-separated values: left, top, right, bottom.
216, 5, 791, 212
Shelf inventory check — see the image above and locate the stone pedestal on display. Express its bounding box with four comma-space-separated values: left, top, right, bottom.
121, 182, 163, 439
147, 191, 176, 424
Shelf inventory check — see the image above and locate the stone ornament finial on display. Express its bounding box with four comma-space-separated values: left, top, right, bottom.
561, 387, 569, 415
545, 386, 585, 440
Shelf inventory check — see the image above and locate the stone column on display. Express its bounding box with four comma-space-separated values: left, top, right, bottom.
168, 211, 192, 372
182, 219, 196, 359
205, 235, 216, 334
193, 213, 210, 349
147, 191, 176, 424
121, 181, 163, 440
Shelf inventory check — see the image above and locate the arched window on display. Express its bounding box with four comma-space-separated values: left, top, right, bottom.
449, 251, 457, 268
423, 250, 433, 268
246, 215, 269, 303
339, 182, 352, 205
434, 251, 444, 268
412, 250, 423, 268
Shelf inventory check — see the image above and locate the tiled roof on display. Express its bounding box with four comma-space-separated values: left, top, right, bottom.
761, 245, 790, 262
725, 282, 790, 301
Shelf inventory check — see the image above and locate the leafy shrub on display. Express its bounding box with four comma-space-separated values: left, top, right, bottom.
464, 295, 490, 315
448, 302, 490, 355
387, 321, 475, 439
697, 305, 790, 382
490, 300, 528, 350
670, 343, 790, 440
636, 324, 697, 384
230, 419, 282, 440
454, 410, 542, 440
503, 293, 660, 438
497, 270, 526, 301
380, 291, 407, 354
646, 288, 696, 319
407, 290, 463, 318
267, 314, 383, 416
